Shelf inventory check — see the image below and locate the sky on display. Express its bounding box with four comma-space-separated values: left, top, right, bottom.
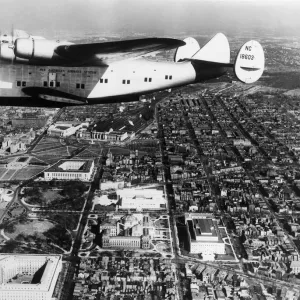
1, 0, 300, 38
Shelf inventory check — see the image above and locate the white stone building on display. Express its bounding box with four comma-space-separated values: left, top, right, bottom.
0, 254, 62, 300
290, 261, 300, 274
48, 122, 87, 137
186, 214, 225, 257
117, 187, 167, 210
44, 159, 94, 181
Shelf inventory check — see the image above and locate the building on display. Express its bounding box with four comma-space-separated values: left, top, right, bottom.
290, 261, 300, 274
44, 159, 94, 181
102, 234, 151, 249
0, 254, 62, 300
117, 187, 167, 210
100, 180, 125, 190
1, 131, 35, 154
48, 122, 87, 137
76, 128, 91, 139
100, 219, 119, 236
0, 189, 14, 202
102, 235, 142, 248
233, 139, 252, 146
93, 130, 129, 142
101, 213, 152, 249
185, 214, 225, 257
11, 116, 47, 128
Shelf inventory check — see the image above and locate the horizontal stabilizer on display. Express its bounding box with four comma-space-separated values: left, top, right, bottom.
187, 59, 233, 68
192, 33, 230, 64
234, 40, 264, 83
174, 37, 200, 62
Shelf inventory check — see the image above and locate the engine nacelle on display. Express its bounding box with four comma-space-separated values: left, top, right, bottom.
0, 43, 28, 63
14, 38, 60, 60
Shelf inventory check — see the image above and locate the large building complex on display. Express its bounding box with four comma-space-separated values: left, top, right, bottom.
101, 213, 152, 249
12, 116, 47, 128
44, 159, 95, 181
185, 214, 225, 258
117, 187, 167, 210
48, 122, 88, 137
0, 254, 62, 300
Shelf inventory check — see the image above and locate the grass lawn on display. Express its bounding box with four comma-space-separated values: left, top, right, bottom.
6, 219, 54, 239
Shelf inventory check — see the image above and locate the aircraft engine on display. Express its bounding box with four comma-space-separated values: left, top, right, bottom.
14, 38, 61, 60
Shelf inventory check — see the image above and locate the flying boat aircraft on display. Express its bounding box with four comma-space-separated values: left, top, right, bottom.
0, 29, 265, 107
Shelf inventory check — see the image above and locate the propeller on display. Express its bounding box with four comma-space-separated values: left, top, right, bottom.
7, 25, 16, 64
0, 30, 2, 61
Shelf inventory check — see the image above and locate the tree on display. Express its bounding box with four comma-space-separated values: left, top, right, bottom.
5, 222, 16, 234
19, 214, 29, 224
1, 240, 19, 252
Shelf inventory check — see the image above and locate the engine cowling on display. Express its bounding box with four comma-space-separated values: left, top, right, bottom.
0, 43, 28, 63
14, 38, 60, 60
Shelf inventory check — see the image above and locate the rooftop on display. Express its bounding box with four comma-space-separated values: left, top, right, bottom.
0, 254, 62, 292
194, 218, 215, 236
45, 159, 94, 173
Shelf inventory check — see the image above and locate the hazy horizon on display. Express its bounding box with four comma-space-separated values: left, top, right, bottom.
1, 0, 300, 39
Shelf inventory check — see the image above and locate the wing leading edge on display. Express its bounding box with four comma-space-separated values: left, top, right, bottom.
54, 38, 186, 65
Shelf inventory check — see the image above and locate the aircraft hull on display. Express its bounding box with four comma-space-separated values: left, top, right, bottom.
0, 59, 226, 107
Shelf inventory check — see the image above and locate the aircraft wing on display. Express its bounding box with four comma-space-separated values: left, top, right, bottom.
54, 38, 185, 65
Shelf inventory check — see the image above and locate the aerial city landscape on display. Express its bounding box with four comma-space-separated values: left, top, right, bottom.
1, 1, 300, 300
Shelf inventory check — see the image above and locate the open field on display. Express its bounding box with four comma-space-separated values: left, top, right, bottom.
1, 170, 17, 180
11, 167, 46, 181
76, 149, 99, 158
0, 168, 7, 178
28, 157, 49, 165
37, 137, 61, 144
33, 146, 69, 156
37, 157, 61, 165
33, 142, 63, 152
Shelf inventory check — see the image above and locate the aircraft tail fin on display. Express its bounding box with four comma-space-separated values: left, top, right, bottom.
192, 33, 230, 64
234, 40, 265, 83
174, 37, 200, 62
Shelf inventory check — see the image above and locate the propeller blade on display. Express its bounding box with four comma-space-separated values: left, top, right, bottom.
11, 25, 14, 64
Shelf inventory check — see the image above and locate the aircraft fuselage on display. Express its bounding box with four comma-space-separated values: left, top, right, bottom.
0, 58, 226, 107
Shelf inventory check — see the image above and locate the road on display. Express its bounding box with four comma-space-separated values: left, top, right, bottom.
0, 186, 20, 224
60, 148, 106, 300
27, 107, 66, 154
156, 99, 186, 300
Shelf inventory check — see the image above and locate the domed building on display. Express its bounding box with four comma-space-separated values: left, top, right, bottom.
101, 213, 151, 250
122, 214, 140, 230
